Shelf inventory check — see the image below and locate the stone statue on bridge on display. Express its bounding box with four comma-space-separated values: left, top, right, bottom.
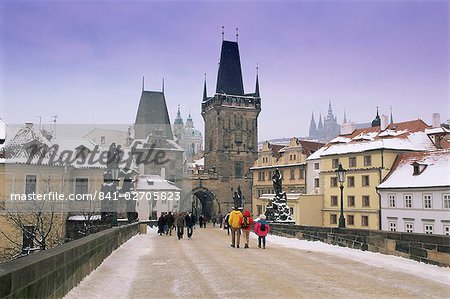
265, 168, 293, 223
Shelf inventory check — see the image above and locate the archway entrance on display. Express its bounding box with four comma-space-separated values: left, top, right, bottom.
191, 187, 219, 221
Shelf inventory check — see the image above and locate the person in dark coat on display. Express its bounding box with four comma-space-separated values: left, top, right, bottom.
157, 213, 167, 236
174, 212, 186, 240
185, 212, 195, 239
198, 214, 204, 228
166, 212, 175, 236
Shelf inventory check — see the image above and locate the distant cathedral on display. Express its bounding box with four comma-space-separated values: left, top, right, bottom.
308, 102, 341, 142
173, 106, 203, 162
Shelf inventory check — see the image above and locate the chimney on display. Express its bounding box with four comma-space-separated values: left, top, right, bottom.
341, 122, 356, 135
380, 115, 389, 130
432, 113, 441, 128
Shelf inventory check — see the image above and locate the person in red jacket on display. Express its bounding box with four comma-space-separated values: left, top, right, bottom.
239, 210, 254, 248
253, 214, 270, 249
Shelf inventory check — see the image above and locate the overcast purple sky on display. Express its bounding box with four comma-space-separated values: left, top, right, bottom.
1, 0, 448, 141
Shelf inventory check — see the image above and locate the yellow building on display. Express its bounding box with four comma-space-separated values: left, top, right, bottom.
250, 138, 323, 224
320, 119, 436, 230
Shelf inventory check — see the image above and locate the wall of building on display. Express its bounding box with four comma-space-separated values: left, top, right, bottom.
380, 187, 450, 235
321, 150, 399, 230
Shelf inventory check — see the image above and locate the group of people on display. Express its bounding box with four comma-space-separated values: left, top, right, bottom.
157, 212, 196, 240
226, 208, 270, 249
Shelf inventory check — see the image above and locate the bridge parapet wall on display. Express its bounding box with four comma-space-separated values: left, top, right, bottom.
0, 223, 139, 298
270, 224, 450, 267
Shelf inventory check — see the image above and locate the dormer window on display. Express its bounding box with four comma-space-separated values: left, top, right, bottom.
411, 161, 427, 175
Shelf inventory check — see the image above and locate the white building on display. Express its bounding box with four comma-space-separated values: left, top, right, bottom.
135, 175, 181, 220
305, 146, 326, 195
377, 150, 450, 235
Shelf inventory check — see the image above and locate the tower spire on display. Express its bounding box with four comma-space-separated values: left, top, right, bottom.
142, 76, 144, 92
203, 73, 207, 101
236, 28, 239, 42
221, 26, 224, 41
255, 66, 260, 97
162, 78, 165, 93
343, 110, 347, 123
390, 106, 394, 124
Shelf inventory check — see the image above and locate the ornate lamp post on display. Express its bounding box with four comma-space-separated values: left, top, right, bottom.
336, 163, 346, 229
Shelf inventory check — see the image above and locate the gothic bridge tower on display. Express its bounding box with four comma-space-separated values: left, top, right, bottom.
195, 36, 261, 215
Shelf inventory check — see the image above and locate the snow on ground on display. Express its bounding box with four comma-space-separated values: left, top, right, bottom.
64, 228, 157, 299
252, 233, 450, 286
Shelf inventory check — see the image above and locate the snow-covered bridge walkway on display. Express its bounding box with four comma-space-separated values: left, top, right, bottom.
65, 227, 450, 298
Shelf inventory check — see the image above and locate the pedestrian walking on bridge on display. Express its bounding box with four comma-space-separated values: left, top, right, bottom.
228, 207, 243, 248
254, 214, 270, 249
174, 212, 186, 240
240, 210, 253, 248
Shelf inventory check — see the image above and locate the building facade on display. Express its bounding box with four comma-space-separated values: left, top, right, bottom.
319, 119, 436, 230
378, 150, 450, 235
250, 138, 324, 224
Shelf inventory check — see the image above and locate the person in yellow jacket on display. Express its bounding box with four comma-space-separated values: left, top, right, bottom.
228, 207, 243, 248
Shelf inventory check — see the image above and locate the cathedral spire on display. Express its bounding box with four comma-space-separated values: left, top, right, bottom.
327, 101, 334, 119
318, 113, 323, 130
162, 78, 165, 93
142, 76, 145, 92
309, 112, 317, 138
255, 66, 260, 97
203, 73, 207, 101
343, 110, 347, 123
174, 105, 183, 125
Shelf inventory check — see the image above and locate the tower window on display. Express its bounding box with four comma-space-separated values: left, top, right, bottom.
234, 161, 243, 178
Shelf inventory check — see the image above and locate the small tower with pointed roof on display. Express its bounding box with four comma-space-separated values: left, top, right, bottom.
372, 107, 381, 127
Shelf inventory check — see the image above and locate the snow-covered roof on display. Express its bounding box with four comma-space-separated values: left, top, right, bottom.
135, 175, 180, 191
378, 149, 450, 189
318, 119, 436, 157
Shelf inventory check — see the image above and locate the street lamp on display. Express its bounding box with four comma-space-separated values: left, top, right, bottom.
336, 163, 346, 229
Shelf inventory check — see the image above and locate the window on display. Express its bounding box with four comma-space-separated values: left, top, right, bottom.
443, 194, 450, 209
330, 177, 338, 187
330, 214, 337, 224
290, 169, 295, 180
234, 161, 243, 178
364, 155, 372, 166
347, 176, 355, 187
314, 162, 319, 170
404, 194, 412, 208
22, 225, 35, 254
75, 178, 88, 195
314, 178, 320, 188
289, 207, 294, 215
257, 205, 263, 216
347, 215, 354, 225
388, 194, 396, 208
362, 196, 370, 207
423, 194, 432, 209
405, 222, 414, 233
424, 224, 433, 234
362, 175, 370, 186
362, 216, 369, 227
331, 196, 338, 206
332, 159, 339, 169
349, 157, 356, 167
444, 225, 450, 236
389, 221, 397, 232
347, 196, 355, 207
25, 175, 37, 196
299, 169, 305, 179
